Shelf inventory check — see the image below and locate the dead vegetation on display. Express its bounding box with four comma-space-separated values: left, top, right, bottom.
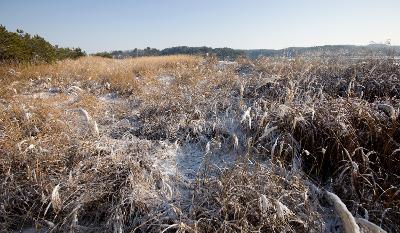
0, 55, 399, 232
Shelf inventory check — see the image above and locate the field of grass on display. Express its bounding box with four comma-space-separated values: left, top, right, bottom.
0, 55, 399, 232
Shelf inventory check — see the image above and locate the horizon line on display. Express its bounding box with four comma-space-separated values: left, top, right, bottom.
93, 43, 399, 53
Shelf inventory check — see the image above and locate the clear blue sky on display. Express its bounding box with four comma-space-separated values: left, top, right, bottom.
0, 0, 399, 53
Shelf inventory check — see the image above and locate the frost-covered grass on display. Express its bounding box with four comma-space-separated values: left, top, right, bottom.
0, 56, 399, 232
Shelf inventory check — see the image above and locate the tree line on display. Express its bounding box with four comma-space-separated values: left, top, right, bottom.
246, 44, 400, 59
2, 24, 398, 63
95, 44, 400, 61
93, 46, 246, 60
0, 25, 86, 63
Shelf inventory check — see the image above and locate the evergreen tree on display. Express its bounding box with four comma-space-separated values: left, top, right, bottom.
0, 25, 86, 63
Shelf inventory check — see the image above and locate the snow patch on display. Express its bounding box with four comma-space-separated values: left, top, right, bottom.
157, 75, 175, 85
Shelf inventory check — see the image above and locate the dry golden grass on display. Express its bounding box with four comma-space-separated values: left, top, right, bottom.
0, 55, 399, 232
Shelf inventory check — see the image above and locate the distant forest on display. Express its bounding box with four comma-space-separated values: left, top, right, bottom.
245, 44, 400, 59
96, 44, 400, 60
1, 25, 399, 63
0, 25, 85, 63
93, 46, 245, 60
